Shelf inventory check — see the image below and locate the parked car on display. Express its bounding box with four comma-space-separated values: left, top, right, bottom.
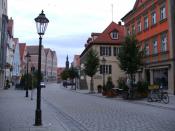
40, 81, 46, 88
63, 80, 75, 87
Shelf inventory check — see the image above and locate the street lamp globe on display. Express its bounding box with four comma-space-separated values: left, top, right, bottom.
35, 10, 49, 36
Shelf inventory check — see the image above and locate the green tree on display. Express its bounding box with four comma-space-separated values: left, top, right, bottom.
117, 35, 144, 86
84, 49, 99, 93
61, 69, 69, 80
68, 67, 79, 89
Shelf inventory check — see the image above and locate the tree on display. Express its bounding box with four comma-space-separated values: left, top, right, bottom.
60, 69, 69, 87
117, 35, 144, 86
84, 49, 99, 93
68, 67, 79, 89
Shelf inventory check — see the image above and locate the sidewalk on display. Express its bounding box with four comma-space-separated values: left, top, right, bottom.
0, 87, 68, 131
64, 86, 175, 111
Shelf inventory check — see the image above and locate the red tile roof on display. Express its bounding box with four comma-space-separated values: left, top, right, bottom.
92, 22, 125, 44
44, 48, 50, 55
80, 21, 125, 57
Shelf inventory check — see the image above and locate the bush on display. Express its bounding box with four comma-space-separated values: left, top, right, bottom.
106, 76, 114, 91
117, 77, 128, 91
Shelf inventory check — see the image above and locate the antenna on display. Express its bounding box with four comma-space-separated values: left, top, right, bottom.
111, 4, 114, 21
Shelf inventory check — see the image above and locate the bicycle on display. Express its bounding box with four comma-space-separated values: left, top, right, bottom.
147, 85, 169, 104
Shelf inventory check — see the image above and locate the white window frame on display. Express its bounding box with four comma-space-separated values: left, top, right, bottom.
137, 20, 141, 32
151, 11, 156, 25
153, 38, 158, 54
144, 16, 149, 29
111, 31, 118, 39
160, 5, 166, 20
145, 43, 149, 56
161, 33, 167, 52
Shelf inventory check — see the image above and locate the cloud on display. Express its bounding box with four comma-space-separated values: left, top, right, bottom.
8, 0, 135, 66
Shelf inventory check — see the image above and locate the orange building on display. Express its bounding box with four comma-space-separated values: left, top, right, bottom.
122, 0, 175, 94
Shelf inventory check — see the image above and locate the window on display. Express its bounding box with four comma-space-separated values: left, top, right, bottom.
127, 28, 130, 35
100, 46, 111, 56
110, 31, 118, 39
144, 16, 149, 29
160, 6, 166, 20
151, 11, 156, 25
152, 38, 158, 54
132, 25, 135, 34
113, 47, 120, 56
145, 42, 149, 56
100, 65, 112, 74
137, 20, 142, 33
161, 33, 167, 52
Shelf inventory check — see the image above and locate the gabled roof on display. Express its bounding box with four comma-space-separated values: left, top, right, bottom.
51, 51, 56, 58
44, 48, 50, 55
13, 38, 19, 47
26, 45, 39, 55
133, 0, 145, 10
121, 0, 146, 21
80, 21, 125, 57
92, 21, 124, 44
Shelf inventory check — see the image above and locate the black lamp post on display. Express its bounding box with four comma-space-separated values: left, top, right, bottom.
102, 57, 106, 88
34, 10, 49, 126
31, 66, 35, 100
25, 52, 31, 97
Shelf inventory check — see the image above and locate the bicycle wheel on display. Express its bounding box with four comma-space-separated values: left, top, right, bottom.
162, 93, 169, 104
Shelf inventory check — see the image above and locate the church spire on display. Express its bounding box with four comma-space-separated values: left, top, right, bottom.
66, 55, 69, 69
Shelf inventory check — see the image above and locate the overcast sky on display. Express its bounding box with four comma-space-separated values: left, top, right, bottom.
8, 0, 135, 67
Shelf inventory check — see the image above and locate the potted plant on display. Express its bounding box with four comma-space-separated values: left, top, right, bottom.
105, 77, 115, 97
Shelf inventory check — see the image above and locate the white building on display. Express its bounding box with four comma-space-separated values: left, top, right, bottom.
0, 0, 8, 88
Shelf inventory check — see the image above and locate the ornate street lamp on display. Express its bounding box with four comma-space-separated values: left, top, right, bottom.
34, 10, 49, 126
25, 52, 31, 97
102, 57, 106, 88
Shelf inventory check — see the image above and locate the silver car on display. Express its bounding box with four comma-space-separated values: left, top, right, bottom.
40, 81, 46, 88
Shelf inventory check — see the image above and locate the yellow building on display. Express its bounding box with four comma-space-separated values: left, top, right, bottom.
80, 22, 126, 91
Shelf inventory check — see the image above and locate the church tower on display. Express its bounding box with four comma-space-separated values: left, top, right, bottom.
66, 55, 69, 69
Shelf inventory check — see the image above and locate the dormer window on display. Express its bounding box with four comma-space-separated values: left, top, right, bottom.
110, 31, 118, 39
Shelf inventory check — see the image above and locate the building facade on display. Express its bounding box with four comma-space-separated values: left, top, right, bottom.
27, 46, 57, 82
19, 43, 27, 75
0, 0, 8, 88
5, 18, 15, 82
80, 22, 125, 91
51, 51, 57, 81
44, 48, 52, 81
12, 38, 20, 85
122, 0, 175, 94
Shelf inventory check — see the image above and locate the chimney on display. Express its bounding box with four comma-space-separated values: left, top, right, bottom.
118, 21, 121, 26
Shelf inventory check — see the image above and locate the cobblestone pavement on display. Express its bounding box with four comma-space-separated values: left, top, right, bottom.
42, 83, 175, 131
0, 87, 68, 131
